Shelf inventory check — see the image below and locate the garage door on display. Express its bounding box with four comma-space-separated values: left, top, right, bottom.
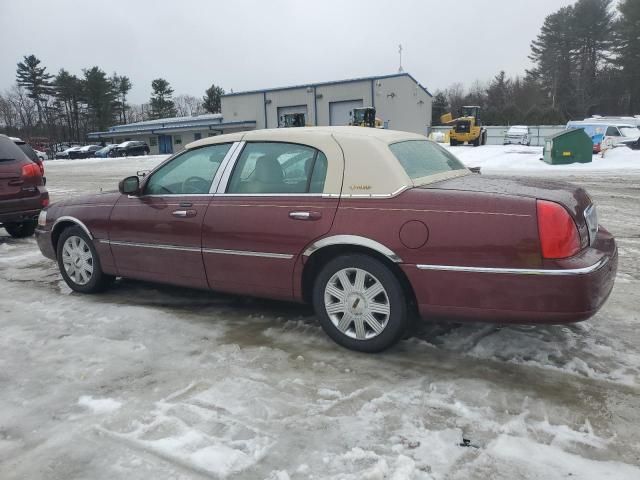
329, 99, 363, 126
277, 105, 308, 127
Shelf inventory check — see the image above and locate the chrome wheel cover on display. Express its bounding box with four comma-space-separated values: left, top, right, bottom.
324, 267, 390, 340
61, 236, 94, 285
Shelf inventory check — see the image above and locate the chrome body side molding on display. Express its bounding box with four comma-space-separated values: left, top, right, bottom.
303, 235, 402, 263
415, 256, 609, 276
99, 240, 293, 259
52, 216, 94, 240
100, 239, 200, 252
202, 248, 293, 259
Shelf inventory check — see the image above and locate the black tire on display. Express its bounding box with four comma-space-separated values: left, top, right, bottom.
472, 136, 480, 147
56, 225, 114, 293
450, 138, 458, 146
312, 254, 408, 353
4, 220, 36, 238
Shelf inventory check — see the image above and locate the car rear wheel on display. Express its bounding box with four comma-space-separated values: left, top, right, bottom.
312, 254, 408, 352
4, 220, 36, 238
56, 226, 114, 293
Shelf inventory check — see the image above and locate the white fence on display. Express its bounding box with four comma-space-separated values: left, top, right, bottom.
428, 125, 566, 146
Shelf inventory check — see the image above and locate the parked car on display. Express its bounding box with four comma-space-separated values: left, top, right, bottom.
1, 134, 49, 238
10, 137, 45, 175
566, 121, 640, 153
55, 146, 82, 159
94, 144, 117, 157
77, 145, 101, 158
503, 125, 532, 146
111, 141, 150, 157
35, 127, 617, 352
33, 148, 48, 161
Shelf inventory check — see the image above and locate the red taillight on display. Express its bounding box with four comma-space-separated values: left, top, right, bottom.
36, 159, 45, 175
536, 200, 581, 259
21, 163, 41, 178
41, 198, 49, 207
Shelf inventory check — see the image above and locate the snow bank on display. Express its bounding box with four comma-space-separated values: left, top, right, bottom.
446, 144, 640, 174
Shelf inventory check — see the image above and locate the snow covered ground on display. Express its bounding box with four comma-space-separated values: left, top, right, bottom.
1, 147, 640, 479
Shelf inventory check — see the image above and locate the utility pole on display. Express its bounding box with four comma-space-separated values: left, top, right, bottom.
398, 44, 404, 73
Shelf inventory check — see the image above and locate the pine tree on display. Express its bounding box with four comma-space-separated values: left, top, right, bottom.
54, 69, 84, 140
83, 66, 116, 132
202, 83, 225, 114
613, 0, 640, 113
16, 54, 54, 125
111, 75, 132, 124
431, 91, 448, 125
571, 0, 614, 115
528, 7, 576, 117
150, 78, 176, 119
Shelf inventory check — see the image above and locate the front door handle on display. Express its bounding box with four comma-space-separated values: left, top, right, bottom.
289, 211, 321, 221
172, 209, 197, 218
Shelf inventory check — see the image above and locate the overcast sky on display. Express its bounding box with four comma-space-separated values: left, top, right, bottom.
0, 0, 577, 104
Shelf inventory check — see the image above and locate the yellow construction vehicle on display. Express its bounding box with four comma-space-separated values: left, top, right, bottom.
280, 113, 306, 128
441, 105, 487, 146
349, 107, 383, 128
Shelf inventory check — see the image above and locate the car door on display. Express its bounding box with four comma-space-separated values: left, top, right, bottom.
107, 143, 234, 288
202, 139, 343, 300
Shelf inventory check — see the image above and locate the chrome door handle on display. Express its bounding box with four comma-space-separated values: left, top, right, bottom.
289, 211, 321, 220
172, 209, 196, 218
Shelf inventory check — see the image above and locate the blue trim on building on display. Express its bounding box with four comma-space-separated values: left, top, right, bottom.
223, 72, 433, 99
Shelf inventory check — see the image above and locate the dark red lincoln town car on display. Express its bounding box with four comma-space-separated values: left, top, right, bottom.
35, 127, 617, 352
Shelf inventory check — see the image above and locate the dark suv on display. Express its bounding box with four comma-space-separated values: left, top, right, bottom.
111, 141, 150, 157
0, 134, 49, 238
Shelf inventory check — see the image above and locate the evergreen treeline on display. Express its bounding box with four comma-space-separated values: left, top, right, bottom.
434, 0, 639, 125
0, 54, 225, 143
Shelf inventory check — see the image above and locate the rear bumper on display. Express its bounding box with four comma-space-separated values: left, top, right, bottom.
0, 188, 48, 224
402, 228, 618, 324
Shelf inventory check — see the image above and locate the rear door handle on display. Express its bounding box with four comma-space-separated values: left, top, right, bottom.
289, 211, 321, 221
172, 209, 197, 218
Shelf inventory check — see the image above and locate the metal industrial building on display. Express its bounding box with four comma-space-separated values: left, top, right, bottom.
89, 73, 432, 155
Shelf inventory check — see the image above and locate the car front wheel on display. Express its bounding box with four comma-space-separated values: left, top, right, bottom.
4, 220, 36, 238
56, 226, 114, 293
312, 254, 408, 352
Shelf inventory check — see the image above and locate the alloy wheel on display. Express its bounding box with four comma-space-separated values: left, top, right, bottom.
61, 235, 94, 285
324, 267, 390, 340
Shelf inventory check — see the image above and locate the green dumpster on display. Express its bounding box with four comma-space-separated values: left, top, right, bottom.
542, 129, 592, 165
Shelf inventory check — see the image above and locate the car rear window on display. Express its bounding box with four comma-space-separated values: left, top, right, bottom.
0, 137, 29, 163
16, 143, 39, 162
389, 140, 466, 179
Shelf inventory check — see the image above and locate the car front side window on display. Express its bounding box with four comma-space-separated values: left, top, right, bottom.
144, 143, 231, 195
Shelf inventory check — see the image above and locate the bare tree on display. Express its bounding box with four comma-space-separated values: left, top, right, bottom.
174, 94, 204, 117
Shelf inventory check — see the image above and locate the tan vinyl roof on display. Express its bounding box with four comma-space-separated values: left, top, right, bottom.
186, 127, 469, 196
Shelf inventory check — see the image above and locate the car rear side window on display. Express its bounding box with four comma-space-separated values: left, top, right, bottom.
226, 142, 328, 194
0, 137, 28, 162
389, 140, 466, 179
144, 143, 231, 195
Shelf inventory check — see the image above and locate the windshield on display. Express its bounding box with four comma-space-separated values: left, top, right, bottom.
389, 140, 467, 180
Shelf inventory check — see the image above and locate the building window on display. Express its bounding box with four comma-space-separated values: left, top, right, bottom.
174, 135, 182, 145
149, 136, 158, 147
194, 132, 202, 141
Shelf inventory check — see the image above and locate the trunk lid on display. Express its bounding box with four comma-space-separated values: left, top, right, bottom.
424, 174, 593, 247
